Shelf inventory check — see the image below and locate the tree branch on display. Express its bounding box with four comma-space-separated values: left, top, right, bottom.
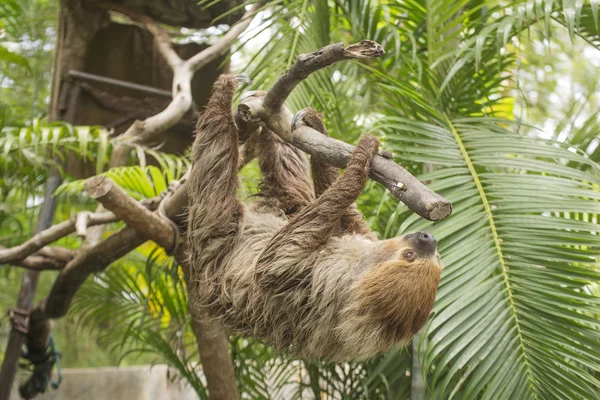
187, 3, 263, 72
44, 226, 144, 319
85, 176, 176, 250
238, 93, 452, 221
94, 1, 261, 149
263, 40, 385, 110
0, 212, 117, 265
0, 246, 71, 271
236, 40, 451, 220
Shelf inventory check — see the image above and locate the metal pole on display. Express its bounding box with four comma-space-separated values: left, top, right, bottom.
68, 70, 172, 98
0, 172, 62, 399
411, 334, 426, 400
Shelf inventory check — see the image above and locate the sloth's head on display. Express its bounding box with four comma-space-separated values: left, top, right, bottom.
353, 231, 443, 341
361, 231, 442, 272
391, 231, 442, 270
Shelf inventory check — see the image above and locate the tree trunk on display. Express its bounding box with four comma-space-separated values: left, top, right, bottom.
181, 259, 239, 400
191, 320, 239, 400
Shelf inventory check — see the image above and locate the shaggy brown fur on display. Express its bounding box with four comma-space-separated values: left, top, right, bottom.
187, 75, 443, 362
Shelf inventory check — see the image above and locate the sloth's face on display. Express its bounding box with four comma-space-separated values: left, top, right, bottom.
372, 231, 443, 272
393, 231, 442, 270
353, 231, 443, 340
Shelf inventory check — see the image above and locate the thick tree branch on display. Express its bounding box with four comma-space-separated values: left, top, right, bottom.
85, 176, 176, 250
44, 226, 145, 319
235, 41, 452, 220
263, 40, 385, 110
0, 212, 117, 265
236, 40, 452, 221
238, 93, 452, 221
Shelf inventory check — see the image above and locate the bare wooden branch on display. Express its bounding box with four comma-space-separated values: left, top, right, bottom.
263, 40, 385, 110
94, 1, 261, 148
0, 212, 117, 265
187, 3, 263, 72
44, 226, 145, 319
85, 176, 176, 250
238, 94, 452, 221
0, 246, 71, 271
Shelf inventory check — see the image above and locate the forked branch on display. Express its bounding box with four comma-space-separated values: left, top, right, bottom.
238, 41, 452, 221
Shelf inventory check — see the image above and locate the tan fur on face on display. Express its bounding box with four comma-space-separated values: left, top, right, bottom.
187, 75, 443, 362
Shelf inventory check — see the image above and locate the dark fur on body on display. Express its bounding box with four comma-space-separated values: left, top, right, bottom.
187, 75, 443, 362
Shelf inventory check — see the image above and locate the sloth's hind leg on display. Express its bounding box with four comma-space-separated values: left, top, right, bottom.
253, 128, 315, 217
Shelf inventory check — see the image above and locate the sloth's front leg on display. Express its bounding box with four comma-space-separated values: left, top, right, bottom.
293, 108, 377, 239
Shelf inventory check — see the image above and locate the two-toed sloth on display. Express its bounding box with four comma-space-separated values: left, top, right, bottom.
187, 74, 443, 362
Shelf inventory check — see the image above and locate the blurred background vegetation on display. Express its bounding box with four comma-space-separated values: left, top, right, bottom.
1, 0, 600, 398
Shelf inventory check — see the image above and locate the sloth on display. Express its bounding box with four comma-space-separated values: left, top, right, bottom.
187, 74, 443, 362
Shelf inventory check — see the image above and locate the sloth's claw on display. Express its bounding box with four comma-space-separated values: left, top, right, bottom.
240, 90, 259, 100
234, 74, 252, 85
291, 109, 308, 131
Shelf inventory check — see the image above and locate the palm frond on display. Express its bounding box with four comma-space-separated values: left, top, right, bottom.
0, 122, 110, 188
375, 113, 600, 399
55, 163, 188, 200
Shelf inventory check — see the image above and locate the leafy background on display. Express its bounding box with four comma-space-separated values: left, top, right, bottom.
1, 0, 600, 399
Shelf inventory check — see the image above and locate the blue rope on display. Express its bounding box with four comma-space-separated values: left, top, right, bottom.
20, 334, 62, 393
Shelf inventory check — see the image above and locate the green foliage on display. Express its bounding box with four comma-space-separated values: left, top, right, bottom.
55, 164, 189, 201
0, 122, 110, 193
230, 0, 600, 398
2, 0, 600, 398
0, 0, 57, 125
71, 249, 208, 393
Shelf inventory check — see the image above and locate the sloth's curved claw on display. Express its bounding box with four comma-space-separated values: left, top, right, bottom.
240, 90, 259, 100
234, 74, 252, 85
379, 150, 394, 160
291, 109, 308, 131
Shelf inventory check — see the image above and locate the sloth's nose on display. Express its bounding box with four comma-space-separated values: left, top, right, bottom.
416, 232, 437, 255
405, 231, 437, 257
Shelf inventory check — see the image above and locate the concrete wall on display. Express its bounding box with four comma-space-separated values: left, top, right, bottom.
10, 365, 199, 400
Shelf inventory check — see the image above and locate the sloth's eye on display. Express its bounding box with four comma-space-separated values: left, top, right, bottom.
403, 250, 416, 261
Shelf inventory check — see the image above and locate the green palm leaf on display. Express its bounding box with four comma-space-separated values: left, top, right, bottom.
375, 113, 600, 399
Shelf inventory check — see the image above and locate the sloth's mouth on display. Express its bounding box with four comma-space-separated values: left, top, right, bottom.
433, 252, 444, 269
